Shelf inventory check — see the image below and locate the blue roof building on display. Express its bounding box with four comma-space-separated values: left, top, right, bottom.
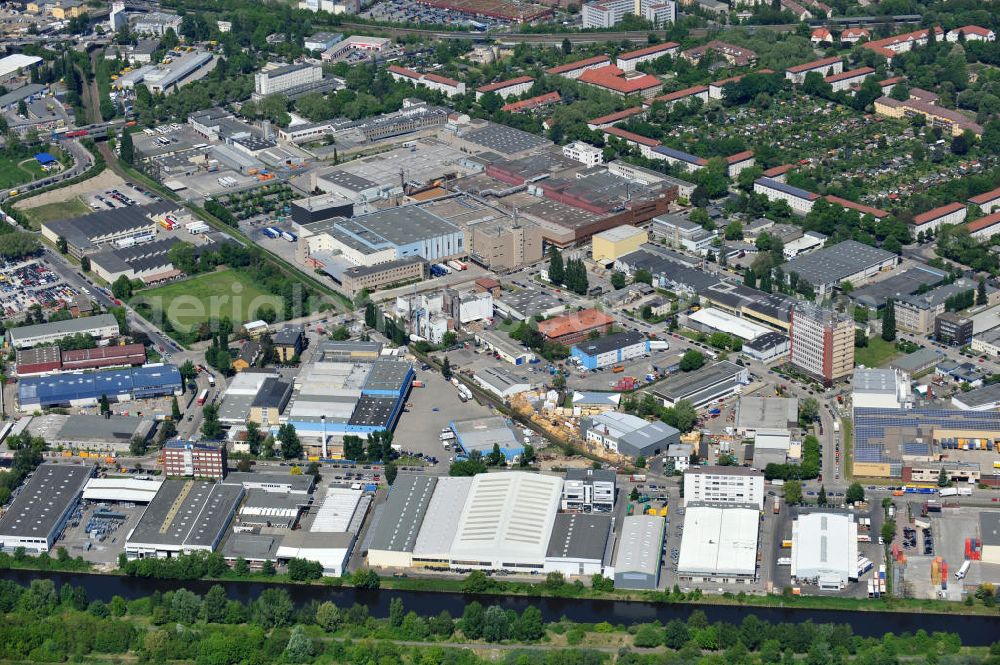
571, 330, 649, 370
18, 364, 182, 411
34, 152, 56, 166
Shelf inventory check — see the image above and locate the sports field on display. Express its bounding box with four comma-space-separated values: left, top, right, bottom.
131, 270, 283, 332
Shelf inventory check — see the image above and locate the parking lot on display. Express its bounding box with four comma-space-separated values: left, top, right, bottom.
57, 500, 145, 565
0, 256, 82, 319
393, 362, 494, 471
85, 182, 160, 211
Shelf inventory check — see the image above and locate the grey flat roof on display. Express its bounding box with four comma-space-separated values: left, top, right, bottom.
736, 396, 797, 431
496, 289, 563, 316
222, 471, 316, 493
782, 240, 895, 287
337, 205, 460, 248
348, 396, 398, 427
342, 256, 426, 280
221, 532, 281, 561
0, 83, 45, 107
546, 513, 611, 561
366, 474, 436, 553
363, 360, 411, 392
850, 264, 946, 309
317, 340, 383, 359
453, 416, 519, 452
43, 202, 171, 248
0, 463, 92, 542
890, 348, 946, 372
475, 366, 533, 392
614, 514, 663, 575
463, 123, 550, 155
981, 512, 1000, 547
573, 330, 646, 357
653, 361, 743, 401
952, 382, 1000, 409
853, 368, 900, 393
412, 476, 473, 557
127, 480, 243, 548
251, 378, 292, 409
8, 313, 119, 345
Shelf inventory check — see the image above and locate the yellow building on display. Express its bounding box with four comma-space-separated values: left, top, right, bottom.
50, 0, 85, 18
26, 2, 44, 13
591, 225, 648, 263
875, 96, 982, 137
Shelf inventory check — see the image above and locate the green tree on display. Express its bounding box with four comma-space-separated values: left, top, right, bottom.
818, 485, 827, 506
385, 460, 398, 485
679, 350, 704, 371
203, 585, 228, 623
461, 601, 485, 639
315, 601, 340, 632
389, 597, 405, 628
252, 588, 293, 629
882, 299, 897, 341
845, 482, 865, 504
978, 278, 988, 306
799, 397, 820, 427
513, 606, 545, 641
120, 129, 134, 164
278, 423, 302, 460
283, 625, 314, 663
937, 467, 950, 487
441, 356, 452, 379
561, 37, 572, 55
201, 404, 222, 440
634, 268, 653, 285
890, 83, 910, 101
482, 605, 511, 642
351, 568, 380, 589
548, 246, 564, 285
784, 479, 802, 505
610, 271, 627, 289
170, 396, 181, 421
56, 235, 68, 254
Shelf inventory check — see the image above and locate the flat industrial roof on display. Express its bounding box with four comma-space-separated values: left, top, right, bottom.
82, 477, 163, 503
452, 416, 520, 453
677, 506, 759, 577
310, 487, 363, 533
0, 463, 92, 543
981, 512, 1000, 547
689, 307, 771, 341
782, 240, 896, 287
367, 475, 436, 553
613, 514, 663, 575
652, 360, 744, 402
450, 472, 562, 565
545, 513, 611, 562
8, 313, 119, 345
127, 480, 243, 549
572, 330, 647, 357
462, 123, 550, 155
791, 512, 857, 581
222, 471, 316, 493
736, 396, 797, 431
412, 476, 473, 559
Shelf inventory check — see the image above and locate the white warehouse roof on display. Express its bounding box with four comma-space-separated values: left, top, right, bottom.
449, 472, 562, 568
82, 477, 163, 503
413, 476, 473, 561
689, 307, 771, 341
791, 512, 858, 585
677, 506, 759, 577
310, 487, 362, 532
0, 54, 42, 79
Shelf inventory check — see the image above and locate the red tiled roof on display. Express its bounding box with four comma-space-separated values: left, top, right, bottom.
726, 150, 754, 164
618, 41, 680, 60
763, 163, 794, 177
388, 65, 421, 79
966, 211, 1000, 233
653, 85, 708, 103
537, 309, 614, 339
588, 106, 644, 126
786, 56, 842, 74
477, 75, 534, 93
547, 55, 611, 75
969, 187, 1000, 205
423, 72, 461, 87
824, 66, 875, 83
879, 76, 904, 87
578, 65, 662, 94
812, 28, 832, 39
912, 202, 966, 225
501, 91, 560, 112
865, 26, 943, 51
841, 28, 870, 38
951, 25, 994, 38
824, 195, 889, 219
866, 45, 897, 59
604, 126, 659, 147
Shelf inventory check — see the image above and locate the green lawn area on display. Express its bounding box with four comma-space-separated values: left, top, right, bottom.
0, 155, 46, 189
19, 197, 92, 229
131, 270, 283, 333
854, 336, 900, 368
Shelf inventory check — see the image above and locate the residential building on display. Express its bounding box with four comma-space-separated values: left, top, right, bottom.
966, 212, 1000, 241
725, 151, 756, 177
582, 0, 676, 28
972, 327, 1000, 357
578, 65, 663, 99
875, 96, 983, 137
162, 441, 228, 479
650, 85, 709, 109
788, 303, 854, 385
840, 27, 871, 44
683, 466, 764, 508
538, 308, 615, 346
910, 202, 968, 233
785, 56, 843, 84
254, 62, 323, 97
546, 55, 611, 79
563, 141, 604, 167
586, 107, 646, 130
475, 76, 533, 100
616, 42, 680, 71
970, 187, 1000, 215
753, 177, 819, 214
502, 91, 562, 113
571, 330, 649, 369
862, 26, 944, 61
562, 468, 616, 512
825, 66, 875, 92
132, 11, 183, 36
946, 25, 996, 42
387, 66, 465, 98
582, 411, 680, 458
591, 224, 648, 262
681, 40, 757, 67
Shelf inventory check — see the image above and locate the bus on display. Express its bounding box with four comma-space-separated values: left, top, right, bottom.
196, 389, 209, 406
